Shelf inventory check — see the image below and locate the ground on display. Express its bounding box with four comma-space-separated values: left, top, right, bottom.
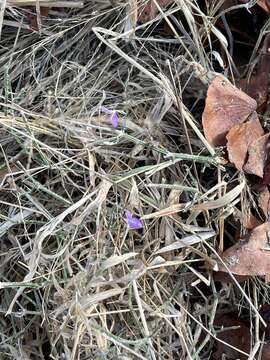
1, 1, 270, 359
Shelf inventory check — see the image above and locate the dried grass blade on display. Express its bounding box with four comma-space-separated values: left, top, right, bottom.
100, 253, 138, 271
195, 182, 245, 211
155, 231, 216, 254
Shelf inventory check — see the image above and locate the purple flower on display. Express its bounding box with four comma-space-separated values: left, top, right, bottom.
125, 210, 143, 230
110, 112, 119, 128
100, 106, 119, 128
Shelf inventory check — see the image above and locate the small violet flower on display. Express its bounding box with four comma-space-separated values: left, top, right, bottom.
100, 106, 119, 128
125, 210, 143, 230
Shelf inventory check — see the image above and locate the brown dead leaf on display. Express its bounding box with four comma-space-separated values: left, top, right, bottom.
263, 162, 270, 185
216, 222, 270, 277
238, 35, 270, 113
238, 72, 269, 113
259, 187, 270, 220
214, 312, 270, 359
260, 304, 270, 344
27, 7, 50, 31
243, 133, 270, 178
138, 0, 173, 23
202, 76, 257, 146
257, 0, 270, 14
243, 212, 263, 230
226, 114, 264, 171
213, 313, 251, 359
261, 340, 270, 358
239, 0, 270, 14
213, 271, 250, 283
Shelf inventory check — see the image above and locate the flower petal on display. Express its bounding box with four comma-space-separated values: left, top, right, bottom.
110, 112, 119, 128
100, 106, 112, 114
125, 210, 143, 230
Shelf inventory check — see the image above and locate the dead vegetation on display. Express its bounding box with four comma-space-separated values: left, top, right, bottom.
1, 0, 270, 359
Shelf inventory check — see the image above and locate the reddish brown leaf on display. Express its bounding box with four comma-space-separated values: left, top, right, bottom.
27, 7, 49, 31
259, 187, 270, 220
244, 133, 270, 178
239, 0, 270, 14
216, 222, 270, 277
238, 36, 270, 114
260, 304, 270, 337
213, 314, 251, 359
243, 213, 263, 230
262, 342, 270, 358
213, 271, 250, 283
263, 162, 270, 185
238, 72, 269, 113
257, 0, 270, 14
259, 304, 270, 349
226, 115, 264, 171
138, 0, 173, 23
214, 313, 270, 359
202, 76, 257, 146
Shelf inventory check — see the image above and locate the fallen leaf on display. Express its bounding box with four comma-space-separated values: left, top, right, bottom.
202, 76, 257, 146
259, 187, 270, 220
226, 114, 264, 171
244, 133, 269, 178
213, 271, 250, 283
260, 304, 270, 340
238, 72, 269, 113
243, 213, 263, 230
259, 305, 270, 352
213, 313, 251, 359
239, 0, 270, 14
257, 0, 270, 13
26, 7, 50, 31
233, 208, 262, 230
214, 312, 270, 359
263, 162, 270, 185
216, 222, 270, 277
138, 0, 173, 23
214, 313, 270, 359
238, 36, 270, 113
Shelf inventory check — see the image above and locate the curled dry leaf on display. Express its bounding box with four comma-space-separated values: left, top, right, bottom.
216, 222, 270, 277
226, 114, 264, 171
244, 133, 270, 178
202, 76, 257, 146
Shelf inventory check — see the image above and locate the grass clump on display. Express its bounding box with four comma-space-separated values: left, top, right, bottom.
0, 1, 269, 359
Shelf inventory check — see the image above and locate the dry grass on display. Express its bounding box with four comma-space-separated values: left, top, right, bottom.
0, 0, 269, 359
